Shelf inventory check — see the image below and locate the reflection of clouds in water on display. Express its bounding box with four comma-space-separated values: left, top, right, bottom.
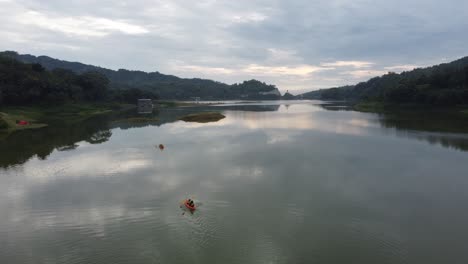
0, 120, 274, 221
224, 165, 264, 180
239, 113, 316, 130
266, 132, 294, 144
277, 103, 320, 114
167, 104, 375, 138
171, 118, 231, 129
0, 106, 381, 236
21, 150, 152, 180
175, 110, 371, 137
347, 118, 375, 128
67, 154, 151, 176
199, 180, 223, 191
8, 204, 154, 237
2, 102, 468, 263
149, 172, 184, 191
4, 182, 25, 200
229, 111, 371, 137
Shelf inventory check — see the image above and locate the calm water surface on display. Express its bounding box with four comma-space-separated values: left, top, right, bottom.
1, 100, 468, 264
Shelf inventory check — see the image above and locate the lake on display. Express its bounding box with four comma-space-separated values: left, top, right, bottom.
1, 100, 468, 264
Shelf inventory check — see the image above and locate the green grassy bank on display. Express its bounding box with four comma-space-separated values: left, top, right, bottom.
0, 103, 135, 137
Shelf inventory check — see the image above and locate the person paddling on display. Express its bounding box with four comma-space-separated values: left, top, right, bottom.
187, 199, 194, 207
180, 198, 197, 215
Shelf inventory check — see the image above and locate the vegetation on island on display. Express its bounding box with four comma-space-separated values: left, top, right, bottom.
282, 91, 295, 100
156, 101, 214, 108
301, 56, 468, 110
179, 112, 226, 123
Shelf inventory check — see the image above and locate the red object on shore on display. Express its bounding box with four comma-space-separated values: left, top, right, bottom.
18, 120, 29, 126
184, 200, 196, 211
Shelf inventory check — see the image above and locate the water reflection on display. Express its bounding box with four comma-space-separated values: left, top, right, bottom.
213, 103, 280, 112
2, 101, 468, 168
0, 104, 279, 168
1, 101, 468, 264
376, 110, 468, 151
0, 115, 112, 168
317, 102, 468, 151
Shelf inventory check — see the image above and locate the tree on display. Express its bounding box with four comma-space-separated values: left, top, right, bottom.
31, 63, 45, 72
76, 71, 109, 101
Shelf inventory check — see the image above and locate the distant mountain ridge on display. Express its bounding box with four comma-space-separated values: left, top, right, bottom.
299, 56, 468, 106
1, 51, 281, 100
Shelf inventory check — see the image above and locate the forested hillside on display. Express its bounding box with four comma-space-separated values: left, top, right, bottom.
301, 56, 468, 106
0, 55, 157, 105
1, 51, 281, 100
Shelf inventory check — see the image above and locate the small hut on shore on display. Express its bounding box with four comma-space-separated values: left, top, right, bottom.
138, 99, 153, 114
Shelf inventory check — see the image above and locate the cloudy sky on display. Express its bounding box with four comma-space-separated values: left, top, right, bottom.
1, 0, 467, 93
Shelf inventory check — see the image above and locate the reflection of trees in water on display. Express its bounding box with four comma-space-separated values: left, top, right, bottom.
215, 104, 280, 112
0, 107, 213, 167
110, 108, 186, 130
86, 130, 112, 144
56, 144, 79, 151
0, 104, 284, 167
0, 116, 112, 168
379, 114, 468, 152
317, 102, 353, 111
111, 105, 281, 130
421, 133, 468, 151
318, 101, 468, 151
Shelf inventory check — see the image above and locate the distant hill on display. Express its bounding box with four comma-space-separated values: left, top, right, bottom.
0, 51, 281, 100
300, 85, 354, 100
300, 56, 468, 106
282, 91, 295, 100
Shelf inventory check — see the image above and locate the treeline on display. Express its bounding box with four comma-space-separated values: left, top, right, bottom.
302, 56, 468, 106
230, 80, 281, 100
3, 51, 281, 100
0, 55, 158, 106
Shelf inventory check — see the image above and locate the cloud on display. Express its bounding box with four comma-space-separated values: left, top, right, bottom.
321, 61, 374, 68
342, 70, 388, 79
384, 64, 420, 72
0, 0, 467, 91
174, 62, 333, 78
18, 11, 149, 37
230, 12, 268, 23
267, 48, 300, 63
243, 64, 332, 77
176, 64, 235, 75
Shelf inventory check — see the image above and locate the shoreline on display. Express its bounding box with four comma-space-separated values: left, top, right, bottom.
0, 103, 136, 138
351, 101, 468, 115
0, 100, 217, 138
